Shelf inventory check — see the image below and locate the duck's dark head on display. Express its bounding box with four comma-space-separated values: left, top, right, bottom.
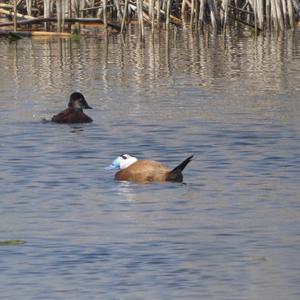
68, 92, 92, 111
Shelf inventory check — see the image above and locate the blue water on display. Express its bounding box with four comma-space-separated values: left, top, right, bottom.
0, 27, 300, 299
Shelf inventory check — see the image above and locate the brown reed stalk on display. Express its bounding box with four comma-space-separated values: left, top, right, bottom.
287, 0, 294, 28
157, 0, 161, 25
275, 0, 284, 30
266, 0, 271, 29
103, 0, 107, 28
221, 0, 229, 27
181, 0, 186, 20
149, 0, 155, 33
207, 0, 218, 29
26, 0, 32, 16
257, 0, 264, 29
137, 0, 144, 39
190, 0, 195, 25
166, 0, 171, 28
13, 0, 17, 31
281, 0, 287, 24
4, 0, 299, 34
56, 0, 64, 32
121, 0, 129, 33
199, 0, 205, 27
194, 0, 199, 27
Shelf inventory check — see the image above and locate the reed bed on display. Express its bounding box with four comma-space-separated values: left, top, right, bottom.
0, 0, 299, 36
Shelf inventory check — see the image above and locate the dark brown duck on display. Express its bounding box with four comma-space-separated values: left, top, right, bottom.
52, 92, 93, 123
106, 154, 193, 183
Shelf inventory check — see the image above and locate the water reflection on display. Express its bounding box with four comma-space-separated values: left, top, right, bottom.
0, 26, 300, 300
2, 26, 299, 124
2, 27, 299, 93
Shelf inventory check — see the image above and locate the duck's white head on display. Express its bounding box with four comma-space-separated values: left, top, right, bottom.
105, 154, 138, 170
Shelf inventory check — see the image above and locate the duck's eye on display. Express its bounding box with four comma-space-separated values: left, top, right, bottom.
121, 154, 127, 159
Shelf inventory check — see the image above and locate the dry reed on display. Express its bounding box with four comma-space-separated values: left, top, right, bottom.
1, 0, 299, 34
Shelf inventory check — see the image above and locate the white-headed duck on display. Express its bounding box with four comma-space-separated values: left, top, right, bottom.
52, 92, 93, 123
106, 154, 193, 183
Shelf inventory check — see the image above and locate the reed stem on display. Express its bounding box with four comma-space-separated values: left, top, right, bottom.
103, 0, 107, 28
2, 0, 299, 34
13, 0, 17, 32
121, 0, 129, 33
166, 0, 171, 29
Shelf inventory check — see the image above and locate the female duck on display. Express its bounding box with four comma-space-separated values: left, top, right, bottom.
106, 154, 193, 183
52, 92, 93, 123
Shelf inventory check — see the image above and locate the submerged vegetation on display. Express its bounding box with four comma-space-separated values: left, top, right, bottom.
0, 240, 27, 246
0, 0, 299, 38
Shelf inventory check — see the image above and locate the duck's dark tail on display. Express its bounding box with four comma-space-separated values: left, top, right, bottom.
166, 155, 194, 182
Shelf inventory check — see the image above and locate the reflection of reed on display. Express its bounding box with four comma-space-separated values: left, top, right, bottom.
1, 27, 298, 123
2, 26, 299, 111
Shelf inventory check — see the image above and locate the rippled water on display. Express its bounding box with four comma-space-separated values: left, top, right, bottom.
1, 27, 300, 299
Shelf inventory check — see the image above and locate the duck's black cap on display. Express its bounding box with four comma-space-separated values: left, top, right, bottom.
69, 92, 92, 109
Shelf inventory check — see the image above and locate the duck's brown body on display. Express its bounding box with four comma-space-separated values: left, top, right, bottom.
115, 160, 171, 183
51, 92, 93, 124
51, 108, 93, 124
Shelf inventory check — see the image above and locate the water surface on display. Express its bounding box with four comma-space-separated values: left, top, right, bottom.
0, 27, 300, 299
